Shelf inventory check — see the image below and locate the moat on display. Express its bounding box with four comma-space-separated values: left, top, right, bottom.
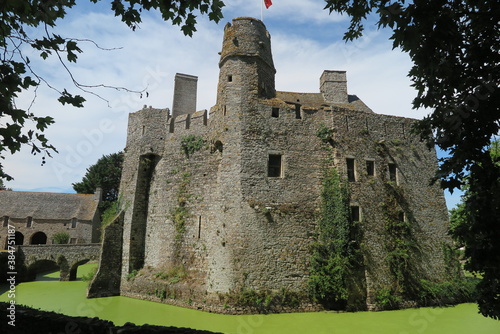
1, 263, 498, 333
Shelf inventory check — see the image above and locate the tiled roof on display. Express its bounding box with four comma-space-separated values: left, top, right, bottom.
0, 191, 99, 221
275, 91, 373, 113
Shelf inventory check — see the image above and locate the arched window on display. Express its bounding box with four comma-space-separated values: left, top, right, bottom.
14, 231, 24, 245
30, 231, 47, 245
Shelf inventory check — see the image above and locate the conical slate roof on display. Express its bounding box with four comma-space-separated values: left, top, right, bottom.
0, 190, 99, 221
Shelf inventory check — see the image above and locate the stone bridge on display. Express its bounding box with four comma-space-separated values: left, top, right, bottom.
17, 244, 101, 281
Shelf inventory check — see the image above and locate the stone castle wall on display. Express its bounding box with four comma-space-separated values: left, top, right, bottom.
91, 17, 453, 312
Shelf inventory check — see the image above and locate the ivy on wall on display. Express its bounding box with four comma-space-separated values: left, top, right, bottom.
381, 182, 421, 300
180, 135, 205, 158
308, 167, 361, 309
169, 171, 192, 260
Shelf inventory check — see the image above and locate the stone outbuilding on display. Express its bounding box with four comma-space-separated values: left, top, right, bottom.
0, 189, 102, 248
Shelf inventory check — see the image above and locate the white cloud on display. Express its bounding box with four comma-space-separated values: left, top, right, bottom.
4, 3, 447, 205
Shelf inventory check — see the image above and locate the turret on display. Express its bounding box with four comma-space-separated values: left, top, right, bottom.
216, 17, 276, 105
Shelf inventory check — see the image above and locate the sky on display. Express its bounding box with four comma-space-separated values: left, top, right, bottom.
2, 0, 463, 209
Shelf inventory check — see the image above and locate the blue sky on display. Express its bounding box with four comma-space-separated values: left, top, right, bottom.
2, 0, 462, 209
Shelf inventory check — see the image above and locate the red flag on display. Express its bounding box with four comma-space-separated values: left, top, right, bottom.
264, 0, 272, 9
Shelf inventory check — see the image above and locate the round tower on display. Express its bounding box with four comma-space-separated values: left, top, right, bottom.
216, 17, 276, 105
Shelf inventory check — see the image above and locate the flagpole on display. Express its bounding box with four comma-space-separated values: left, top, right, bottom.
261, 0, 263, 21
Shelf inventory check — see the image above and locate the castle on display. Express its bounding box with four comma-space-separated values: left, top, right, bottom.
89, 17, 452, 312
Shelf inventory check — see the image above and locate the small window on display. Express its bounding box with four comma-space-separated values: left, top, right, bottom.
366, 160, 375, 177
2, 216, 8, 227
295, 104, 301, 119
198, 216, 202, 239
398, 212, 405, 222
26, 217, 33, 228
227, 75, 233, 82
346, 158, 356, 182
351, 206, 360, 222
388, 163, 397, 183
69, 238, 77, 244
142, 125, 145, 135
268, 154, 282, 177
71, 218, 77, 228
271, 107, 280, 118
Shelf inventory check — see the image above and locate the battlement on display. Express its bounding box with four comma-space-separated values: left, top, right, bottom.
167, 109, 208, 134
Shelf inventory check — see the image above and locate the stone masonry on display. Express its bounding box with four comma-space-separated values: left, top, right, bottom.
90, 17, 452, 312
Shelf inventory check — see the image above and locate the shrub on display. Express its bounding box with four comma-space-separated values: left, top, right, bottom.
52, 232, 70, 244
316, 124, 334, 143
180, 135, 205, 158
81, 266, 98, 282
374, 287, 403, 310
418, 278, 479, 306
127, 269, 138, 281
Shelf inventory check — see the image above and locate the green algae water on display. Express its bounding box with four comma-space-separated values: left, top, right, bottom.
1, 263, 499, 334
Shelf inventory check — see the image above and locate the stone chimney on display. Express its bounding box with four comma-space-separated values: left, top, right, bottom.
94, 187, 102, 203
320, 70, 348, 104
172, 73, 198, 118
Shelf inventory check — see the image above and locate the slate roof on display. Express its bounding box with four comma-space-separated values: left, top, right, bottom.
275, 91, 373, 113
0, 191, 99, 221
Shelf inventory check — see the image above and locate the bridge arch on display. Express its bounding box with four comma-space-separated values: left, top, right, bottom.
18, 244, 101, 282
30, 231, 47, 245
69, 259, 91, 280
26, 258, 66, 281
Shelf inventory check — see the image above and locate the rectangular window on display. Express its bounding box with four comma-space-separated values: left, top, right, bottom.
366, 160, 375, 177
69, 238, 77, 244
71, 218, 77, 228
388, 163, 397, 183
398, 211, 405, 222
227, 75, 233, 82
346, 158, 356, 182
268, 154, 283, 177
271, 107, 280, 118
351, 206, 360, 222
295, 104, 302, 119
2, 216, 8, 227
26, 216, 33, 228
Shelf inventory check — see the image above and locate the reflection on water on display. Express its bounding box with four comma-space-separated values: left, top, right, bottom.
36, 269, 60, 281
0, 263, 498, 334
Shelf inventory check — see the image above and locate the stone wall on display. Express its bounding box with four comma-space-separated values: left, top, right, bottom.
17, 243, 101, 281
88, 212, 123, 298
95, 17, 453, 313
0, 217, 97, 248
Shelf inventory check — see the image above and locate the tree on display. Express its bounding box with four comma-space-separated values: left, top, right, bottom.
0, 0, 224, 180
323, 0, 499, 319
0, 179, 12, 191
73, 151, 124, 212
450, 140, 500, 319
